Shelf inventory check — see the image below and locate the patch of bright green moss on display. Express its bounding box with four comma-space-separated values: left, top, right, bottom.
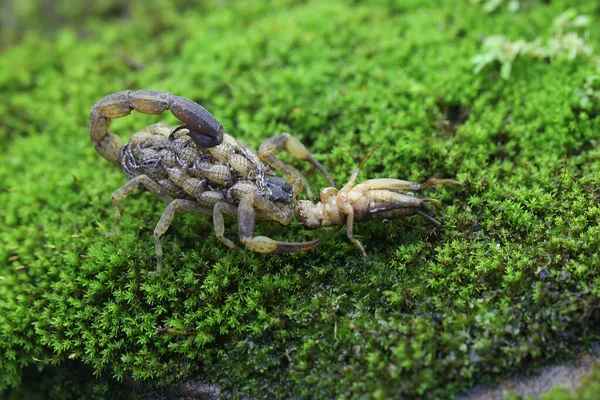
1, 0, 599, 398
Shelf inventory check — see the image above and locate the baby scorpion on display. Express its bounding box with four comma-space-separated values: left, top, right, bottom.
90, 90, 459, 273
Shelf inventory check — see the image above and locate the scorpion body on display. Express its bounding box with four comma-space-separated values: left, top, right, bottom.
90, 90, 459, 272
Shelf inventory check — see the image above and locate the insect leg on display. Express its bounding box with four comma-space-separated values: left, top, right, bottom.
354, 178, 461, 192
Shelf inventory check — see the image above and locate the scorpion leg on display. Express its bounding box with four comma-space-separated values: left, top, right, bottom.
152, 199, 212, 274
111, 175, 174, 235
212, 202, 242, 252
237, 192, 322, 254
258, 133, 335, 199
111, 175, 212, 273
90, 90, 223, 165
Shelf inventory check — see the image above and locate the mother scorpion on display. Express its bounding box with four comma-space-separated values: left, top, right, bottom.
90, 90, 459, 273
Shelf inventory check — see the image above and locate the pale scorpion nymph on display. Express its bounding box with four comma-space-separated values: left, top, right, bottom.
90, 90, 459, 272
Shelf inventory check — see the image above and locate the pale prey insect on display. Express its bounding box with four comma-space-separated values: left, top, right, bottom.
295, 143, 461, 257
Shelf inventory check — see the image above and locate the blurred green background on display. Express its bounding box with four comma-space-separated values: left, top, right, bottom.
1, 0, 600, 398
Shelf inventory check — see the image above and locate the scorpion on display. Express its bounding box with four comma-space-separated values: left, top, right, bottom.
90, 90, 459, 272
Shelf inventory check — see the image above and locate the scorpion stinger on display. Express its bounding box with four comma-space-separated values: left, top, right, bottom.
89, 90, 224, 165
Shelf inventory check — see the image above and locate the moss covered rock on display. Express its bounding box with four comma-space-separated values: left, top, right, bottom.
1, 0, 599, 398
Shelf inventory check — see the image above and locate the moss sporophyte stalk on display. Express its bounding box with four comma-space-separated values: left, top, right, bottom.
1, 0, 600, 398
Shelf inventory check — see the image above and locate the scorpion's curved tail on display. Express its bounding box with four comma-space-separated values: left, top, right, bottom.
89, 90, 224, 165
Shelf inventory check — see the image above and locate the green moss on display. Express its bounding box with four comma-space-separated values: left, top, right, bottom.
1, 0, 599, 398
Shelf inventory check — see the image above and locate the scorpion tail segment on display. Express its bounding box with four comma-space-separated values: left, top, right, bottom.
168, 125, 190, 141
89, 90, 137, 164
168, 95, 223, 148
89, 90, 224, 164
89, 114, 123, 164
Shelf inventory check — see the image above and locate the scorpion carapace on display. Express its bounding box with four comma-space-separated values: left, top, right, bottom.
90, 91, 459, 272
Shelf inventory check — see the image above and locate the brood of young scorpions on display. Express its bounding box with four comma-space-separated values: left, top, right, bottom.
90, 90, 459, 272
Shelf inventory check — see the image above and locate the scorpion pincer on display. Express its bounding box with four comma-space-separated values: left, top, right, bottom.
90, 90, 460, 273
